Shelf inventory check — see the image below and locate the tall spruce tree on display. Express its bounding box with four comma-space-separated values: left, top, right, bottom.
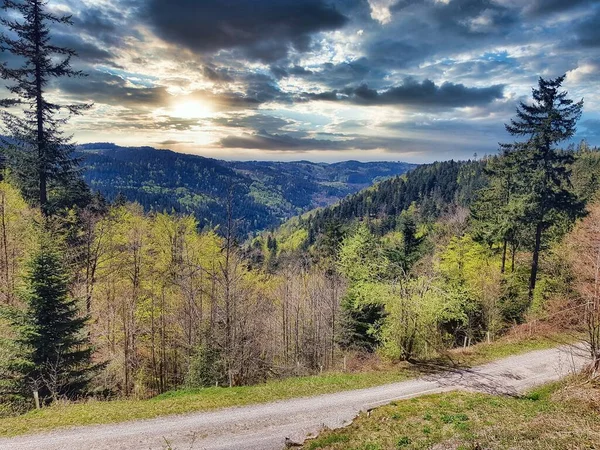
502, 75, 584, 299
0, 0, 90, 215
11, 232, 96, 404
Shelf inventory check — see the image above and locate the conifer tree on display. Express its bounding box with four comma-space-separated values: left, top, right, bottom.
502, 75, 584, 299
0, 0, 91, 215
471, 152, 526, 273
11, 232, 97, 404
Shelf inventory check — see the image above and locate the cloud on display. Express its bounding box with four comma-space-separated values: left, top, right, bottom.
50, 33, 115, 64
2, 0, 598, 161
218, 129, 412, 151
210, 114, 294, 133
306, 78, 505, 108
566, 58, 600, 83
145, 0, 348, 62
574, 7, 600, 48
157, 139, 194, 145
58, 72, 169, 109
524, 0, 596, 17
219, 131, 355, 151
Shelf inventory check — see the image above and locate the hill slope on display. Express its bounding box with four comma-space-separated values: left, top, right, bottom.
78, 143, 415, 235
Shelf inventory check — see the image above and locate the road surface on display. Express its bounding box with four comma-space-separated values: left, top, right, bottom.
0, 344, 588, 450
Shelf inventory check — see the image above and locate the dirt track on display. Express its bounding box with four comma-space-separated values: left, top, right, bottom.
0, 344, 588, 450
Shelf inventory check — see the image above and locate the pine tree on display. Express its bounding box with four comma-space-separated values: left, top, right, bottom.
0, 0, 91, 215
502, 75, 584, 299
471, 152, 526, 273
11, 232, 97, 404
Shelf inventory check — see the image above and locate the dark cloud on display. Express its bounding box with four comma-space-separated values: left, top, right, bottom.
157, 140, 194, 145
145, 0, 348, 62
365, 0, 520, 70
306, 78, 504, 108
203, 66, 234, 83
50, 33, 115, 64
270, 65, 314, 80
426, 0, 518, 37
220, 131, 351, 151
57, 70, 287, 113
218, 129, 495, 159
58, 72, 169, 108
575, 7, 600, 48
277, 58, 389, 89
525, 0, 596, 17
210, 114, 293, 134
218, 130, 404, 151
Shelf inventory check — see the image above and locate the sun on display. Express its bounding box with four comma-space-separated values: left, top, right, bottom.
170, 101, 213, 119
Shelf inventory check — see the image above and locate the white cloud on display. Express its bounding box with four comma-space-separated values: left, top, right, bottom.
566, 60, 600, 83
368, 0, 397, 24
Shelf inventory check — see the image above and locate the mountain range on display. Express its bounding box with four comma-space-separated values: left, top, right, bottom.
78, 143, 415, 235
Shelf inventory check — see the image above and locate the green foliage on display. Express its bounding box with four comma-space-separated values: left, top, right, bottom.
379, 277, 446, 360
79, 144, 414, 236
501, 75, 585, 298
8, 231, 97, 405
300, 160, 485, 249
337, 225, 388, 351
186, 345, 227, 388
0, 0, 91, 214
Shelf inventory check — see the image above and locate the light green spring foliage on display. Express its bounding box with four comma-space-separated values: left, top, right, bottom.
338, 224, 387, 285
337, 225, 475, 360
336, 222, 516, 361
337, 224, 390, 314
437, 234, 503, 337
0, 181, 39, 302
278, 229, 308, 253
379, 277, 448, 360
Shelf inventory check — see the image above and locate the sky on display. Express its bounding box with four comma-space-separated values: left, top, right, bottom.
1, 0, 600, 163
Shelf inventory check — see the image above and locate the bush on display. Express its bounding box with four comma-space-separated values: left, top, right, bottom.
185, 345, 227, 388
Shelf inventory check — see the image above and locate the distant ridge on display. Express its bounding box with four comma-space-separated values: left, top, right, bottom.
77, 143, 416, 235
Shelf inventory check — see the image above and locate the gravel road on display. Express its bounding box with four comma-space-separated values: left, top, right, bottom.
0, 344, 588, 450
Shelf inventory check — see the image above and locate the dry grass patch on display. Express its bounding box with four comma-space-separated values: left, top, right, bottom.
303, 376, 600, 450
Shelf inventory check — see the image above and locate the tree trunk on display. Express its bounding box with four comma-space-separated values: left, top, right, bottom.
33, 1, 48, 214
528, 221, 543, 300
501, 239, 507, 274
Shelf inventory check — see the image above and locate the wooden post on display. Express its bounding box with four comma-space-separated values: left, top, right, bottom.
33, 390, 40, 410
486, 331, 490, 344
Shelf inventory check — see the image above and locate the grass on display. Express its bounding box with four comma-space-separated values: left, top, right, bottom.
0, 331, 576, 437
302, 377, 600, 449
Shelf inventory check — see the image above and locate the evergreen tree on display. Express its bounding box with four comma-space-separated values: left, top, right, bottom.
502, 75, 584, 298
10, 232, 97, 404
0, 0, 91, 215
471, 153, 525, 273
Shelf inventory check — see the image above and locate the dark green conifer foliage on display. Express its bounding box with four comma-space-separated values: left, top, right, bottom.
502, 75, 584, 298
471, 153, 526, 273
11, 232, 97, 404
0, 0, 91, 215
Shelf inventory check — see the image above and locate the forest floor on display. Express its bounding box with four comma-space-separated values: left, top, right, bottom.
0, 330, 578, 440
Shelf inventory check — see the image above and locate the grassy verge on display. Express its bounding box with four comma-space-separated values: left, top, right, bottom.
0, 332, 576, 437
302, 376, 600, 450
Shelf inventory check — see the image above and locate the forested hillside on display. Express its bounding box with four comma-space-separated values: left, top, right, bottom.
78, 143, 415, 235
0, 1, 599, 423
